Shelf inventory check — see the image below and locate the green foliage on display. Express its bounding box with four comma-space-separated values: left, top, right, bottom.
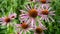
0, 0, 60, 34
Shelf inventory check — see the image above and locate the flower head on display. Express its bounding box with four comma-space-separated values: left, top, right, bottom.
0, 13, 16, 25
21, 22, 28, 29
29, 0, 51, 3
35, 27, 43, 34
4, 17, 11, 23
38, 4, 55, 22
28, 9, 38, 18
16, 20, 32, 34
40, 0, 46, 3
33, 22, 47, 34
20, 4, 41, 27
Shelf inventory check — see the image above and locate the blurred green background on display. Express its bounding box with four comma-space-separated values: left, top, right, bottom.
0, 0, 60, 34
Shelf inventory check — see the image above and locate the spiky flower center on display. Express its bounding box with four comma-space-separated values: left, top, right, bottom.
4, 17, 11, 23
29, 9, 38, 18
21, 23, 28, 29
40, 0, 46, 3
35, 27, 43, 34
42, 9, 49, 15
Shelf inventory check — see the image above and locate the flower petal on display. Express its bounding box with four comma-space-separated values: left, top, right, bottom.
0, 18, 3, 22
16, 24, 21, 28
9, 13, 17, 19
24, 31, 26, 34
41, 32, 44, 34
49, 11, 55, 15
26, 5, 31, 10
20, 10, 28, 14
37, 19, 47, 30
31, 18, 36, 28
34, 32, 36, 34
2, 22, 6, 26
46, 17, 50, 22
19, 31, 23, 34
48, 7, 52, 11
20, 14, 29, 18
49, 16, 55, 22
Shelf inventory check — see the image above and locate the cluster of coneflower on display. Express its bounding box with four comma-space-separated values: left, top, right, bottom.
0, 0, 55, 34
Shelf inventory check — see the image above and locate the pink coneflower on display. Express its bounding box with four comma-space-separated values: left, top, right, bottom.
39, 4, 55, 22
29, 0, 51, 3
36, 0, 46, 3
33, 22, 47, 34
0, 13, 16, 25
16, 20, 32, 34
20, 4, 41, 27
40, 0, 46, 3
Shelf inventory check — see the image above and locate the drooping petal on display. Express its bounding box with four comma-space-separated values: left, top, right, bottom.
31, 18, 34, 27
48, 7, 52, 11
20, 10, 28, 14
44, 17, 47, 22
2, 17, 6, 22
49, 11, 55, 15
34, 32, 36, 34
49, 11, 55, 13
31, 18, 36, 28
26, 5, 31, 10
0, 18, 3, 22
24, 31, 26, 34
24, 6, 29, 10
40, 15, 47, 21
20, 14, 29, 18
46, 17, 50, 22
37, 19, 47, 30
27, 28, 33, 31
19, 30, 23, 34
39, 22, 47, 30
42, 15, 48, 22
26, 19, 31, 24
41, 32, 45, 34
16, 24, 21, 28
20, 14, 29, 22
49, 16, 55, 22
2, 22, 6, 26
40, 15, 45, 20
27, 31, 31, 34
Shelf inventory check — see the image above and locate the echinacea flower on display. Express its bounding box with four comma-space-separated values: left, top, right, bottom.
33, 22, 47, 34
38, 4, 55, 22
29, 0, 51, 3
0, 13, 16, 25
39, 0, 51, 3
36, 0, 46, 3
15, 20, 32, 34
20, 4, 41, 27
